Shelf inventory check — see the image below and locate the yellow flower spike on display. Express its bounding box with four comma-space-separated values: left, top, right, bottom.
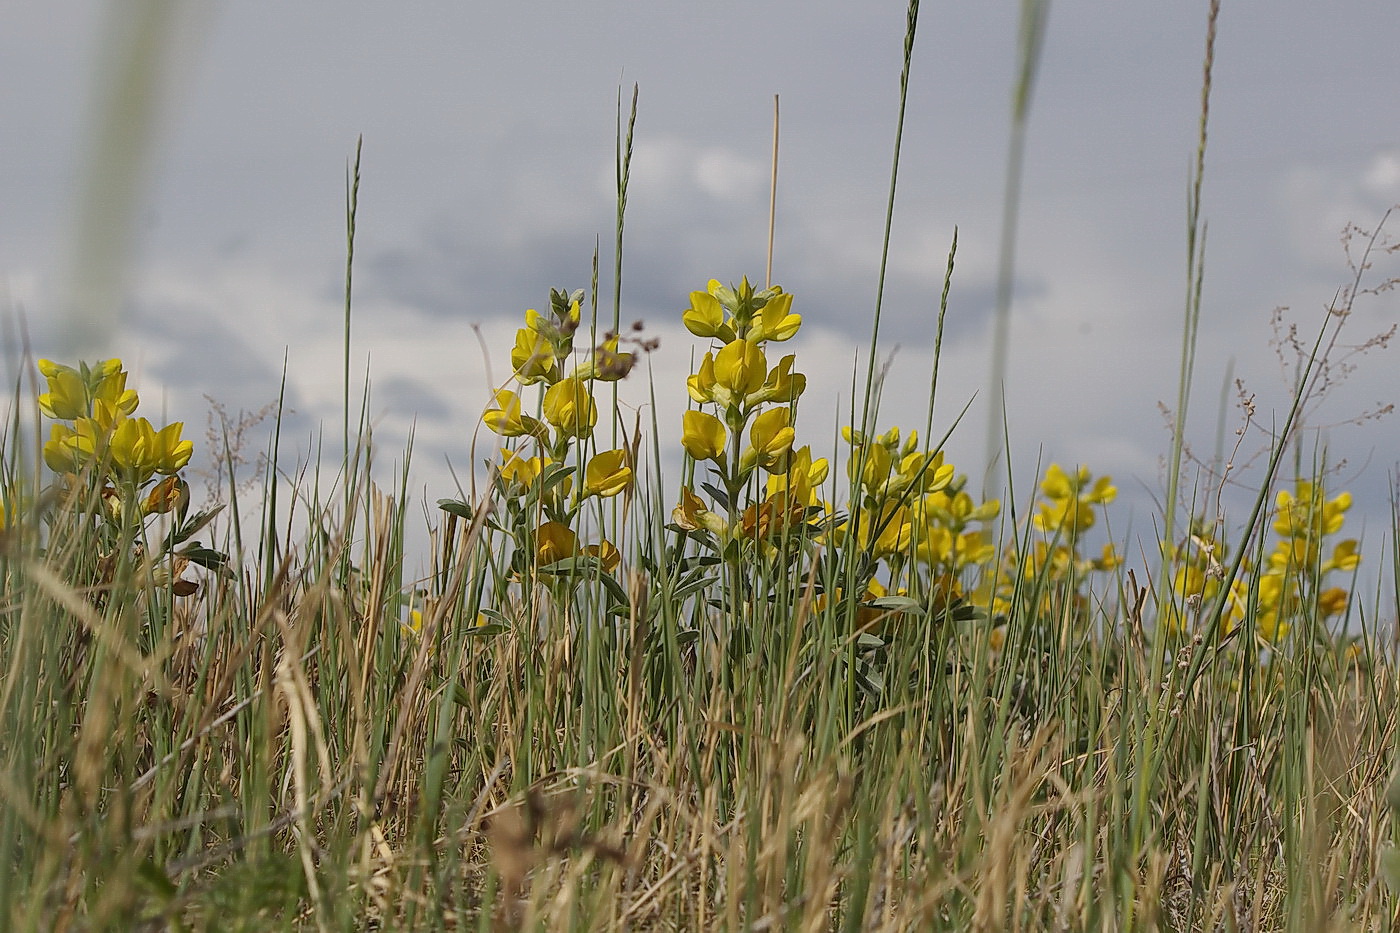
542, 376, 597, 439
748, 354, 806, 406
583, 449, 633, 499
751, 291, 801, 343
582, 539, 621, 574
510, 328, 557, 384
681, 410, 727, 462
484, 389, 548, 439
743, 407, 795, 473
535, 521, 578, 565
682, 290, 734, 341
37, 359, 140, 422
712, 339, 767, 401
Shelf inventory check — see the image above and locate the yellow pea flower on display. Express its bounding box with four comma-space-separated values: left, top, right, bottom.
750, 291, 801, 343
583, 449, 632, 499
687, 352, 719, 404
1318, 587, 1349, 617
535, 521, 578, 565
510, 328, 556, 384
582, 539, 621, 574
38, 359, 139, 421
681, 410, 727, 462
1325, 539, 1361, 572
742, 407, 795, 473
747, 354, 806, 406
109, 418, 193, 485
37, 363, 89, 420
682, 290, 734, 341
712, 339, 767, 401
766, 445, 829, 507
848, 443, 892, 495
483, 389, 547, 439
44, 422, 95, 474
542, 377, 596, 439
497, 449, 552, 492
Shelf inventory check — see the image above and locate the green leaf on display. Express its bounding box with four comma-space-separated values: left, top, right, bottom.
865, 596, 921, 613
438, 498, 475, 519
181, 546, 230, 572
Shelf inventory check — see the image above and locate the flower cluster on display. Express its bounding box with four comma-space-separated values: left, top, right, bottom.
674, 278, 822, 550
1169, 480, 1359, 644
40, 359, 194, 517
458, 289, 640, 583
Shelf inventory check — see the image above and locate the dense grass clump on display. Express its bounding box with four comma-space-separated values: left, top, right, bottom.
4, 2, 1400, 931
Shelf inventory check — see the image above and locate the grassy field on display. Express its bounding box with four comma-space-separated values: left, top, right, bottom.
5, 2, 1400, 930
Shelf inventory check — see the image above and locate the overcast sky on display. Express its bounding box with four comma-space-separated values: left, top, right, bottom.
5, 2, 1399, 588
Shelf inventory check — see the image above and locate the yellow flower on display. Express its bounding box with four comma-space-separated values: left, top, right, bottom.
747, 354, 806, 406
37, 362, 89, 420
749, 291, 801, 343
766, 445, 828, 507
582, 449, 632, 499
1318, 586, 1349, 617
687, 352, 719, 404
681, 410, 727, 462
542, 377, 596, 439
742, 407, 795, 473
682, 289, 735, 341
483, 389, 547, 438
582, 539, 621, 573
497, 449, 552, 492
44, 422, 95, 473
510, 328, 556, 384
109, 418, 193, 484
1325, 539, 1361, 572
535, 521, 578, 565
37, 359, 139, 421
848, 443, 892, 495
712, 339, 767, 402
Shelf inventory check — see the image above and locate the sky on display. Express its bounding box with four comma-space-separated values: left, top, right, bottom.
4, 2, 1399, 593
